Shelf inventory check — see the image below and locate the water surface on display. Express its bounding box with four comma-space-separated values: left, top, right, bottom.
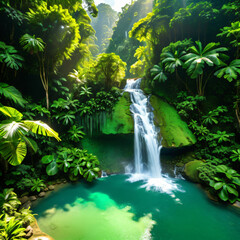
34, 175, 240, 240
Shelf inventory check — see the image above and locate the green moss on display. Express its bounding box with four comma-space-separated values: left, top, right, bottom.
150, 95, 196, 148
184, 160, 203, 183
81, 135, 134, 174
102, 92, 134, 135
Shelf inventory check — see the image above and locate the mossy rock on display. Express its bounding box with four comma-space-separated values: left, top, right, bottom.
150, 95, 196, 148
184, 160, 203, 183
102, 92, 134, 135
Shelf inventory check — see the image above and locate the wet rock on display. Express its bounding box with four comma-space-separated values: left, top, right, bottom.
48, 185, 55, 191
22, 200, 32, 209
233, 201, 240, 209
20, 196, 29, 204
25, 225, 33, 238
38, 192, 46, 198
29, 196, 37, 201
43, 187, 49, 192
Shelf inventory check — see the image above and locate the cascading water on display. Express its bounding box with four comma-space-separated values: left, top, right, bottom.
125, 79, 180, 193
125, 78, 162, 178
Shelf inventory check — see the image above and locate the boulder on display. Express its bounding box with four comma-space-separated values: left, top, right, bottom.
29, 196, 37, 201
38, 192, 46, 198
184, 160, 203, 183
48, 185, 55, 191
22, 200, 32, 209
20, 196, 29, 204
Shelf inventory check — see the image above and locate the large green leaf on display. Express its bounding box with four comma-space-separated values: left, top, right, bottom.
218, 186, 229, 201
41, 155, 54, 164
23, 120, 61, 141
214, 59, 240, 82
226, 185, 239, 196
0, 106, 23, 121
0, 140, 27, 166
19, 34, 45, 54
0, 121, 28, 139
21, 136, 38, 153
183, 41, 228, 79
213, 182, 224, 190
0, 83, 27, 107
46, 160, 58, 176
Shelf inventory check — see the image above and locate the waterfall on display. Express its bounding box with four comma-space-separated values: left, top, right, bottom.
125, 78, 162, 178
125, 79, 180, 193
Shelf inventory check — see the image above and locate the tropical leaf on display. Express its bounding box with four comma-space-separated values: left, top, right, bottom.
218, 186, 229, 201
23, 120, 61, 141
214, 59, 240, 82
0, 140, 27, 166
0, 83, 27, 107
21, 136, 38, 153
161, 50, 185, 73
0, 121, 28, 139
0, 106, 23, 121
0, 42, 24, 70
183, 41, 228, 79
19, 34, 45, 54
150, 65, 167, 82
41, 155, 55, 164
46, 160, 58, 176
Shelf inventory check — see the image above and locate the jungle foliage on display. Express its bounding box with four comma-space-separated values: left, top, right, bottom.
0, 0, 127, 213
119, 0, 240, 203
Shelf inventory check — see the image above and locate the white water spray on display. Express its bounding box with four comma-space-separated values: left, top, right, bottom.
125, 79, 181, 193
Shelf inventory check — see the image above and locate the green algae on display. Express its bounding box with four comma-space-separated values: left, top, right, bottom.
150, 95, 196, 148
102, 92, 134, 135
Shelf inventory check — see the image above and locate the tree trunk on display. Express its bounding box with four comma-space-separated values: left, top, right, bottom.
46, 88, 49, 110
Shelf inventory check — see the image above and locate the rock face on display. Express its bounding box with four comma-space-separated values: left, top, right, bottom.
150, 95, 196, 148
101, 92, 134, 135
29, 219, 54, 240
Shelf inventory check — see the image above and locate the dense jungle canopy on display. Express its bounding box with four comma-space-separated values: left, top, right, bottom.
1, 0, 240, 239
